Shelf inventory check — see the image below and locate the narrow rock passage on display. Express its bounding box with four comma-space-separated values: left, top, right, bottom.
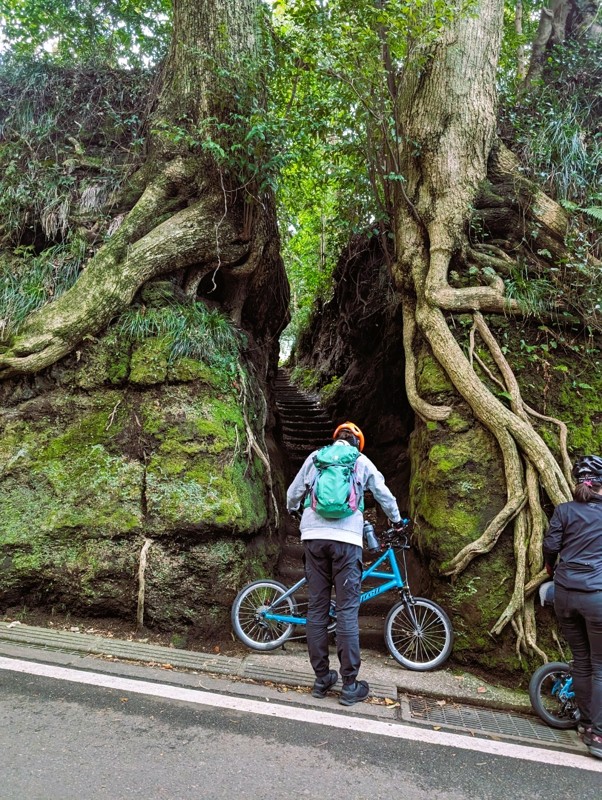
274, 368, 391, 646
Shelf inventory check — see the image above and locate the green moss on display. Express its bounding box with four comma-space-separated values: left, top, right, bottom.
129, 337, 169, 385
290, 365, 318, 391
416, 488, 481, 552
70, 331, 131, 388
140, 280, 179, 307
416, 356, 453, 395
558, 381, 602, 453
428, 426, 495, 475
41, 409, 116, 459
167, 358, 225, 385
146, 454, 266, 533
0, 339, 273, 624
445, 411, 471, 433
319, 376, 342, 404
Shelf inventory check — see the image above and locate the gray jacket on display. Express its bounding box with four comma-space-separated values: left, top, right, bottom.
286, 441, 401, 548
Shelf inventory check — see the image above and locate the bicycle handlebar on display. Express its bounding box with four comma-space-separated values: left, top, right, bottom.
380, 519, 412, 550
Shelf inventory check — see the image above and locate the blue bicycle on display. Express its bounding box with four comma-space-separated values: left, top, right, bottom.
529, 661, 580, 729
231, 523, 454, 671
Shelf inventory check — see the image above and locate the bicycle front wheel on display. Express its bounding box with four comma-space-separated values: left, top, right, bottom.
528, 662, 580, 729
231, 580, 297, 651
385, 598, 453, 670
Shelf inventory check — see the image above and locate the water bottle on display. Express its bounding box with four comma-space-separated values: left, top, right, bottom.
363, 521, 379, 553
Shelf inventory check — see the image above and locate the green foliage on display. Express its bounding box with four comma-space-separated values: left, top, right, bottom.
504, 262, 560, 317
0, 57, 151, 335
118, 301, 245, 374
0, 238, 86, 337
0, 0, 170, 68
272, 0, 468, 341
503, 39, 602, 208
0, 57, 150, 248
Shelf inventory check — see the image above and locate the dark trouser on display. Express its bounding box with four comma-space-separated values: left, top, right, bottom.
303, 539, 363, 685
554, 586, 602, 734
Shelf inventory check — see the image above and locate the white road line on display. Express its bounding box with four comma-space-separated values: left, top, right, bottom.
1, 656, 600, 773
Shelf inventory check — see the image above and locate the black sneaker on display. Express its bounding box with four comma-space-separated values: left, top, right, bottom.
339, 680, 370, 706
588, 732, 602, 760
579, 724, 593, 745
312, 670, 338, 698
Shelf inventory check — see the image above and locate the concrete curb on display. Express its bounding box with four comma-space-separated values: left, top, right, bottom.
0, 621, 532, 714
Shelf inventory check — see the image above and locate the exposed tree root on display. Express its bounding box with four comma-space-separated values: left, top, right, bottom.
401, 296, 451, 422
238, 365, 279, 530
0, 159, 251, 378
392, 0, 583, 659
136, 537, 153, 631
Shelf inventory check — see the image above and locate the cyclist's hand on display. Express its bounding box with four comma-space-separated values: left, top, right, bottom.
288, 508, 302, 521
392, 519, 407, 532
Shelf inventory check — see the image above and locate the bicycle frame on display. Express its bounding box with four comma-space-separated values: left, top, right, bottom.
262, 545, 407, 627
553, 674, 575, 702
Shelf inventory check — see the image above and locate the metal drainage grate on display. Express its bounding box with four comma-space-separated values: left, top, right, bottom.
402, 696, 583, 750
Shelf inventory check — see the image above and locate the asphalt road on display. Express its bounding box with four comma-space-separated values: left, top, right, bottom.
1, 659, 600, 800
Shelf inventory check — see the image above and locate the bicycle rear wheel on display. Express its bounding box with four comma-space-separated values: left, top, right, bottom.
384, 597, 453, 670
231, 580, 297, 651
528, 662, 580, 729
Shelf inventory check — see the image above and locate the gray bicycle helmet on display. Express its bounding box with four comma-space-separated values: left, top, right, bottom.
572, 455, 602, 482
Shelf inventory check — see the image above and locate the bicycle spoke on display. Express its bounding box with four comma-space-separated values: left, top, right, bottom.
385, 598, 452, 670
231, 580, 297, 650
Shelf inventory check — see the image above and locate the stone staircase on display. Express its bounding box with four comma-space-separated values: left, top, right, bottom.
275, 368, 334, 478
274, 368, 393, 650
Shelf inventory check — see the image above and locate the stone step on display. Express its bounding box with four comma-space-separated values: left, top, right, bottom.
277, 402, 322, 412
282, 437, 328, 450
283, 425, 329, 433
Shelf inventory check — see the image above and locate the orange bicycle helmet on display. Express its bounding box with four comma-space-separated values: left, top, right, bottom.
333, 422, 365, 452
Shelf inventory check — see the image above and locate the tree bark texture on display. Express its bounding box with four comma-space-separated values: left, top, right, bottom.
392, 0, 581, 660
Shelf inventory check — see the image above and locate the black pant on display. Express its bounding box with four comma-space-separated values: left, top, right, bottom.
303, 539, 363, 684
554, 586, 602, 734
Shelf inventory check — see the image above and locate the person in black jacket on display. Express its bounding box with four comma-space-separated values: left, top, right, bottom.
543, 455, 602, 760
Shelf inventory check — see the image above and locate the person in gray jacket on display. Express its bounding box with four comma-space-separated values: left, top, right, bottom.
543, 454, 602, 760
287, 421, 403, 706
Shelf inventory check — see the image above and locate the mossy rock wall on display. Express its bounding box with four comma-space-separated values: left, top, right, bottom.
0, 334, 277, 633
410, 326, 602, 676
409, 349, 519, 669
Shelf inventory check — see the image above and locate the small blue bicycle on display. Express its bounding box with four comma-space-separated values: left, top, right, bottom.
529, 662, 580, 729
231, 523, 454, 671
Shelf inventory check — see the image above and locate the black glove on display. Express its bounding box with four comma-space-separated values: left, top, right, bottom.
288, 508, 302, 521
392, 519, 407, 532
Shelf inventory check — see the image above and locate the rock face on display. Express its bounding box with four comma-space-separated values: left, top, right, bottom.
0, 332, 278, 634
289, 237, 429, 596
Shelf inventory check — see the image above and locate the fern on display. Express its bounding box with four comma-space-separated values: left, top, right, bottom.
581, 207, 602, 222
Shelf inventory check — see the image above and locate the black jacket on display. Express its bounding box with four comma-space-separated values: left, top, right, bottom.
543, 494, 602, 591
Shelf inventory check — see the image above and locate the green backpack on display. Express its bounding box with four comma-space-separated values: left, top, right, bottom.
304, 443, 363, 519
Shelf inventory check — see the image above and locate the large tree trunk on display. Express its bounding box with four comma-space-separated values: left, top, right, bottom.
390, 0, 599, 665
0, 0, 288, 378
